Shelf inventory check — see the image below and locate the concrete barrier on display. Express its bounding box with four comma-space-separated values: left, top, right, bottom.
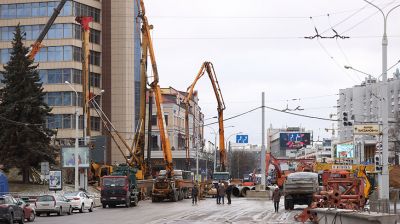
310, 208, 399, 224
246, 190, 271, 200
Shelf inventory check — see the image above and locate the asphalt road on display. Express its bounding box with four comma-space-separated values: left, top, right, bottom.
34, 197, 307, 224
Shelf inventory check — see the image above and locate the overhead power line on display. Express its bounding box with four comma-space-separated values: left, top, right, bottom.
204, 105, 338, 126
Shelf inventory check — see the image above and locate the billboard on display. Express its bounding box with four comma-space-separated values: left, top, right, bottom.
61, 147, 90, 168
279, 133, 311, 150
49, 170, 62, 191
336, 143, 354, 158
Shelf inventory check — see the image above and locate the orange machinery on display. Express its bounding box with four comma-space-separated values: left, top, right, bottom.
184, 62, 226, 171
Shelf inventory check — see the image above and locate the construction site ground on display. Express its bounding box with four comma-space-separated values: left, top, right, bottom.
34, 197, 307, 224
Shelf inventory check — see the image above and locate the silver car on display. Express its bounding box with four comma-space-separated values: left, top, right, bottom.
35, 195, 72, 216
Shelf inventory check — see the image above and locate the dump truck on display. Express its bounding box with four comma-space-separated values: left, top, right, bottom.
283, 172, 318, 210
100, 164, 139, 208
152, 170, 193, 202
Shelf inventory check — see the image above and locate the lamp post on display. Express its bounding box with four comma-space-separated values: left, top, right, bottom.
65, 81, 79, 191
205, 125, 234, 172
362, 1, 400, 204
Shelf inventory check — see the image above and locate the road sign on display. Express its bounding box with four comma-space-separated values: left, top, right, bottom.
236, 135, 248, 143
353, 124, 380, 135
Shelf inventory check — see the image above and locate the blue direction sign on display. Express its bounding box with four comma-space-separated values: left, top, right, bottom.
236, 135, 248, 143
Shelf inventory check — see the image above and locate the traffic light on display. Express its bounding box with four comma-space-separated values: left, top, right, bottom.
342, 111, 353, 126
375, 153, 382, 172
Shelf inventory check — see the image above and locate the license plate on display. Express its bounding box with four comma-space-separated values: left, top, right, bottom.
42, 204, 49, 206
110, 197, 117, 200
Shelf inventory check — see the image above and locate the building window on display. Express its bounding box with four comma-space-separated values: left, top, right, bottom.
91, 117, 101, 131
0, 24, 100, 44
151, 115, 157, 126
0, 2, 99, 22
151, 135, 159, 150
0, 49, 11, 64
44, 91, 82, 107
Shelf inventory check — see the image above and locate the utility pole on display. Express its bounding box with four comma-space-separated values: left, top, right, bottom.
261, 92, 266, 189
363, 0, 400, 211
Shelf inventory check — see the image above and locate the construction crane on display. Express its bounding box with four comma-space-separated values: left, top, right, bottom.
138, 0, 173, 177
138, 0, 193, 202
27, 0, 68, 60
184, 62, 226, 171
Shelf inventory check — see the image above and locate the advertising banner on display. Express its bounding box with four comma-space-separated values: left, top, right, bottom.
279, 133, 311, 149
336, 143, 354, 158
61, 147, 90, 168
49, 170, 62, 191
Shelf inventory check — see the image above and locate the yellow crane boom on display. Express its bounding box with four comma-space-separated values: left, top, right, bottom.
184, 62, 226, 171
139, 0, 174, 177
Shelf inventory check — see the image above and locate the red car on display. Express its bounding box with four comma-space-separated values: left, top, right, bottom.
16, 198, 35, 222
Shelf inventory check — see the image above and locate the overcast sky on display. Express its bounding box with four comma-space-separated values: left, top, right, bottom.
144, 0, 400, 145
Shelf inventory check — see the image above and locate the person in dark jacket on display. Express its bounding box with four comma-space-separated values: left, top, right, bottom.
218, 183, 226, 204
272, 187, 281, 212
192, 184, 199, 205
225, 183, 233, 205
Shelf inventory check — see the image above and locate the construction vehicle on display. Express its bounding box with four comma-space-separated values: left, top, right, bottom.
89, 163, 113, 184
265, 152, 287, 188
295, 169, 369, 223
283, 172, 319, 210
151, 170, 193, 202
184, 62, 226, 171
27, 0, 68, 60
207, 171, 230, 197
137, 0, 193, 202
100, 164, 139, 208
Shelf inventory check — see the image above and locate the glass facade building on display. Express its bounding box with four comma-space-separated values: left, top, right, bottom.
0, 0, 103, 145
0, 0, 142, 164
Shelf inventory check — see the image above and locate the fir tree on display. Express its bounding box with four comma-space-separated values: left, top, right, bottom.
0, 25, 57, 183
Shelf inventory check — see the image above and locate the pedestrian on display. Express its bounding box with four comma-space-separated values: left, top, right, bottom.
218, 183, 226, 204
226, 183, 233, 205
272, 187, 281, 213
216, 182, 221, 204
192, 184, 199, 205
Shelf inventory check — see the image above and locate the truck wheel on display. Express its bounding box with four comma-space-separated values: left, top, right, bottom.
178, 190, 184, 201
171, 190, 178, 202
125, 198, 131, 208
102, 204, 107, 208
152, 197, 158, 203
284, 199, 289, 210
132, 197, 138, 207
289, 200, 294, 210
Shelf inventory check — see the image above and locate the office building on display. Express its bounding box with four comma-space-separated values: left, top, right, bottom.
0, 0, 141, 164
337, 72, 400, 164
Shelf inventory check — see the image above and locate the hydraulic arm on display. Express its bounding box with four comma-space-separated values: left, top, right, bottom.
184, 62, 226, 171
138, 0, 174, 177
27, 0, 68, 60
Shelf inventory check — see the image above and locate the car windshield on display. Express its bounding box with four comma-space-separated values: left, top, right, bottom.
103, 178, 126, 187
155, 182, 168, 189
64, 192, 79, 197
37, 195, 54, 202
213, 173, 229, 181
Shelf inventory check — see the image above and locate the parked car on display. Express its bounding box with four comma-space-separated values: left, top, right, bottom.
0, 195, 25, 224
64, 191, 94, 213
16, 198, 35, 222
35, 195, 72, 216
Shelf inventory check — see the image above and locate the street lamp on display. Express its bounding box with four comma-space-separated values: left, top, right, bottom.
205, 125, 234, 172
362, 0, 400, 205
65, 81, 79, 191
